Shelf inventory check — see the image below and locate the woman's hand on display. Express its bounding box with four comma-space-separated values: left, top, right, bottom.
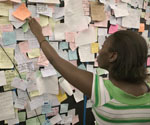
28, 17, 45, 42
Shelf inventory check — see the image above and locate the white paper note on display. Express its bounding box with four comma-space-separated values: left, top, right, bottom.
75, 26, 97, 46
36, 75, 59, 95
0, 91, 15, 121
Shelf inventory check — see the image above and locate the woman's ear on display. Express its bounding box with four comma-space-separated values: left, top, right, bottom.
109, 52, 117, 63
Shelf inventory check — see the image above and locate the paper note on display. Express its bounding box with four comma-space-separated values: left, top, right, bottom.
108, 24, 118, 34
57, 91, 67, 103
18, 41, 30, 54
0, 17, 11, 25
90, 1, 106, 21
42, 25, 52, 37
46, 107, 59, 117
0, 71, 7, 86
15, 28, 26, 40
78, 44, 95, 62
73, 88, 83, 103
98, 28, 107, 36
65, 32, 76, 43
59, 77, 73, 96
50, 114, 62, 125
0, 2, 12, 16
11, 77, 28, 91
138, 23, 145, 32
41, 65, 57, 77
72, 115, 79, 125
28, 0, 60, 4
0, 24, 13, 33
42, 103, 52, 114
12, 3, 31, 21
36, 74, 59, 95
0, 91, 15, 121
37, 51, 49, 66
22, 21, 29, 32
0, 47, 14, 69
65, 0, 88, 32
69, 42, 77, 51
91, 43, 99, 53
147, 57, 150, 66
113, 3, 129, 17
54, 23, 67, 40
14, 98, 25, 109
68, 50, 78, 60
6, 109, 19, 125
75, 26, 97, 46
2, 31, 16, 46
18, 112, 26, 122
59, 42, 69, 50
39, 15, 49, 27
60, 103, 69, 114
122, 8, 141, 29
28, 48, 40, 59
29, 96, 44, 110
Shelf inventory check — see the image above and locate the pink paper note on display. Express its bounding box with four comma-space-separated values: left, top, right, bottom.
19, 41, 30, 54
109, 24, 118, 34
65, 32, 76, 43
42, 25, 52, 37
0, 24, 13, 32
72, 115, 79, 125
147, 57, 150, 66
37, 51, 49, 66
69, 42, 77, 51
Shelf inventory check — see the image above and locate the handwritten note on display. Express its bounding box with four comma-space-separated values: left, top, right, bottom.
0, 71, 6, 86
0, 91, 15, 121
0, 47, 14, 69
90, 2, 106, 21
12, 3, 31, 21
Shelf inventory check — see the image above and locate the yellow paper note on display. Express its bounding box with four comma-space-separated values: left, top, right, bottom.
28, 48, 40, 59
57, 91, 67, 103
0, 47, 14, 69
0, 2, 13, 16
0, 17, 11, 25
29, 90, 40, 97
49, 17, 56, 32
39, 15, 49, 27
4, 70, 17, 91
91, 42, 99, 53
12, 3, 31, 21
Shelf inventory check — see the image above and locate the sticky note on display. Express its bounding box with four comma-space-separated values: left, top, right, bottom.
68, 50, 78, 61
65, 32, 76, 43
28, 48, 40, 59
57, 91, 67, 103
42, 103, 52, 114
147, 57, 150, 66
91, 42, 99, 53
2, 31, 16, 46
138, 23, 145, 32
22, 21, 29, 32
108, 24, 118, 34
12, 3, 31, 21
18, 112, 26, 122
60, 103, 69, 114
59, 42, 69, 50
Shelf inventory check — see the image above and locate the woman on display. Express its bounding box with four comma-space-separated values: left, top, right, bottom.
28, 18, 150, 125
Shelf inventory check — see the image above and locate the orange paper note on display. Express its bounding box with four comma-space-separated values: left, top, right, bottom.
138, 23, 145, 32
12, 3, 31, 21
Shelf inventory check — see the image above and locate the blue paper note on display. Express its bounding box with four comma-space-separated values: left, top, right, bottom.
42, 120, 51, 125
2, 31, 16, 46
59, 42, 69, 50
42, 103, 52, 114
68, 50, 78, 60
78, 64, 86, 70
